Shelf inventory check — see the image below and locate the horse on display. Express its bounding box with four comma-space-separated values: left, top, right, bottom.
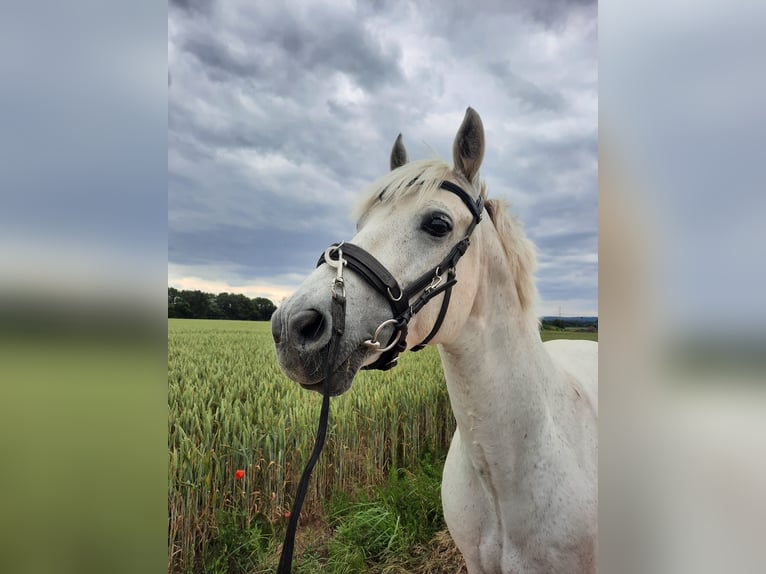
271, 108, 598, 574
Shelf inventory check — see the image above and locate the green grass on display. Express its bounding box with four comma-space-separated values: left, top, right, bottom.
168, 318, 597, 572
541, 328, 598, 342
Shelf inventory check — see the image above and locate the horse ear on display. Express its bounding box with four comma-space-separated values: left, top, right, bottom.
390, 133, 409, 171
452, 107, 485, 182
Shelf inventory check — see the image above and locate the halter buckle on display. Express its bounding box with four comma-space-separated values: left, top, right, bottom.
324, 243, 347, 299
332, 277, 345, 299
424, 267, 442, 294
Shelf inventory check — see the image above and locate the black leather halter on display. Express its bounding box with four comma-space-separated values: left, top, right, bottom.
317, 180, 484, 370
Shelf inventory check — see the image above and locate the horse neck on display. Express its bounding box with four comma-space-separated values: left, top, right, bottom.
438, 231, 558, 453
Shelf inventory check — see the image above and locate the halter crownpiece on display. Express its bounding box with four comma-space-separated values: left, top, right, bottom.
317, 179, 484, 370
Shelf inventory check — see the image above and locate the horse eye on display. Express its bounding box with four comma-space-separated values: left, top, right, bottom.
421, 213, 452, 237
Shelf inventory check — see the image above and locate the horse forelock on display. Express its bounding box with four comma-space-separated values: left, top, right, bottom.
353, 159, 471, 220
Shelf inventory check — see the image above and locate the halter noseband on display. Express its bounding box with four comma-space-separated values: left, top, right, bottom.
317, 179, 484, 370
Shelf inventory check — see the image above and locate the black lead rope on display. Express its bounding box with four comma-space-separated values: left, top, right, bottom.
275, 385, 330, 574
276, 275, 346, 574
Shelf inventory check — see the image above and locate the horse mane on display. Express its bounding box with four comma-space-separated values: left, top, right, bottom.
354, 158, 538, 325
483, 195, 539, 327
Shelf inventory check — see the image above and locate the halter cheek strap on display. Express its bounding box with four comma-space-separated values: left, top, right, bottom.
409, 266, 455, 351
317, 179, 483, 370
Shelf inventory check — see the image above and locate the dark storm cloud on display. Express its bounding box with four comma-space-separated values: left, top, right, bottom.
522, 0, 596, 26
169, 0, 597, 313
176, 4, 402, 91
535, 229, 597, 255
169, 0, 212, 16
494, 132, 598, 205
487, 62, 566, 113
180, 35, 263, 81
170, 224, 339, 277
417, 0, 596, 29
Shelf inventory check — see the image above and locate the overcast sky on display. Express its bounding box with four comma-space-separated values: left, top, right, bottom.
168, 0, 597, 316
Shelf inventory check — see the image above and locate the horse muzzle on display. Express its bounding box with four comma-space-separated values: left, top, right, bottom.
271, 299, 377, 396
271, 305, 329, 382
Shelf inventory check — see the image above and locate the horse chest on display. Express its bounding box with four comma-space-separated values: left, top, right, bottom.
443, 428, 595, 574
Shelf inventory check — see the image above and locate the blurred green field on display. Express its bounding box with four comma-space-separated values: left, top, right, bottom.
168, 318, 596, 572
1, 335, 166, 574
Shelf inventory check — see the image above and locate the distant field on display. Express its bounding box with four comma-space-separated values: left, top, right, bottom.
541, 328, 598, 342
168, 319, 596, 572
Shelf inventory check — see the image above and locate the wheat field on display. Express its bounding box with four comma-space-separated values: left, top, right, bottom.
168, 319, 454, 572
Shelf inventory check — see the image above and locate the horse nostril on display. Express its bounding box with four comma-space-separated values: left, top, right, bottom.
289, 309, 327, 345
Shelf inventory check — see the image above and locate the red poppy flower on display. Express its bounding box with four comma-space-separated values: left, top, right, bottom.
284, 511, 291, 519
234, 470, 245, 480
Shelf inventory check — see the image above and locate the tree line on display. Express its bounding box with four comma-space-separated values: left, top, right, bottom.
168, 287, 277, 321
540, 317, 598, 331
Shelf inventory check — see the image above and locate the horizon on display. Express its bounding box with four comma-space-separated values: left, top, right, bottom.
168, 283, 599, 318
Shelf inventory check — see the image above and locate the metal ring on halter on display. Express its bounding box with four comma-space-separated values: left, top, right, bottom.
363, 318, 402, 352
387, 286, 403, 302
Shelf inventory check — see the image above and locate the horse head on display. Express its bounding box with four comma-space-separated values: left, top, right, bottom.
271, 108, 489, 396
